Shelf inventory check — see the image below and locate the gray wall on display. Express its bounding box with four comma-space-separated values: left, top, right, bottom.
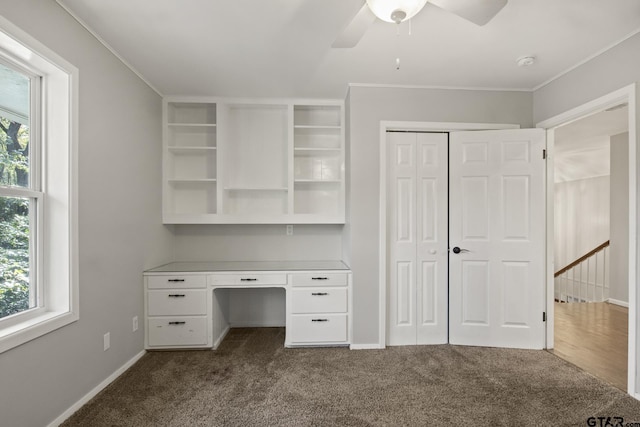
347, 86, 533, 345
533, 32, 640, 393
172, 224, 343, 261
0, 3, 173, 426
610, 132, 630, 304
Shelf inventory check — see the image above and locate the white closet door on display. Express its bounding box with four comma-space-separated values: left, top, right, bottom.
388, 132, 448, 346
449, 128, 545, 349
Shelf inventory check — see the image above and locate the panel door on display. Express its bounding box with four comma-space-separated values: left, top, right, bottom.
449, 128, 545, 349
387, 132, 448, 345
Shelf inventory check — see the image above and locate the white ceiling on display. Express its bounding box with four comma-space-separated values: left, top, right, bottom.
554, 105, 628, 183
56, 0, 640, 98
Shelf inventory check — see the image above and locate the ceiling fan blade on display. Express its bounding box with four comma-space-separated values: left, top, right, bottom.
332, 3, 376, 48
429, 0, 508, 26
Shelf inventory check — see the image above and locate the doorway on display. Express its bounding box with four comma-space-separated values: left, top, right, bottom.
546, 101, 630, 391
383, 126, 546, 349
537, 84, 636, 395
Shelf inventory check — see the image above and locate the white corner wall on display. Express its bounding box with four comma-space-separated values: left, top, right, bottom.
554, 175, 610, 271
610, 132, 630, 304
0, 3, 173, 426
347, 86, 533, 345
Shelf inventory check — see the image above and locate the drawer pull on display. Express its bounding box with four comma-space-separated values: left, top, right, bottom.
311, 319, 329, 322
168, 294, 186, 298
311, 292, 328, 296
240, 278, 258, 282
167, 279, 185, 282
312, 277, 329, 281
168, 321, 186, 325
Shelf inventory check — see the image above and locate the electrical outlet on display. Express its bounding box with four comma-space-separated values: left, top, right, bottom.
132, 316, 138, 332
103, 332, 110, 351
286, 225, 293, 236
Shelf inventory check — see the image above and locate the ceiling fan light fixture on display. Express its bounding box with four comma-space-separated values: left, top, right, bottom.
366, 0, 428, 23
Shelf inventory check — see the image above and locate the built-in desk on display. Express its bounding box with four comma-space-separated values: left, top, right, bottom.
143, 261, 352, 350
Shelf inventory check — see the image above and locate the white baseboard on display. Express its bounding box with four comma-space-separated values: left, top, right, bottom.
47, 350, 146, 427
608, 298, 629, 308
350, 343, 385, 350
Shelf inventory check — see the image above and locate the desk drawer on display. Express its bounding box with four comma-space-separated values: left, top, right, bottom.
289, 314, 347, 343
291, 273, 348, 287
147, 275, 206, 289
147, 290, 207, 316
209, 273, 287, 286
291, 288, 347, 314
147, 317, 208, 347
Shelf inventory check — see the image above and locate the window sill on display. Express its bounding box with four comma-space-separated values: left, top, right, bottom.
0, 310, 78, 353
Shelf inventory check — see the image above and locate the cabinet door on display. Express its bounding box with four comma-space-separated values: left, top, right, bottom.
147, 290, 207, 316
289, 314, 348, 343
147, 317, 208, 347
291, 273, 348, 287
147, 275, 207, 289
291, 288, 348, 313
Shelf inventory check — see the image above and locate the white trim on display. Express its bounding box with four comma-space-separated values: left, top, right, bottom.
537, 86, 635, 129
533, 28, 640, 92
54, 1, 162, 97
608, 298, 630, 308
378, 121, 520, 348
349, 82, 532, 93
350, 343, 385, 350
544, 128, 555, 348
0, 13, 80, 353
535, 83, 637, 397
47, 350, 147, 427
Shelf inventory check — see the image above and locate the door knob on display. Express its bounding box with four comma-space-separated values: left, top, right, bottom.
452, 247, 469, 254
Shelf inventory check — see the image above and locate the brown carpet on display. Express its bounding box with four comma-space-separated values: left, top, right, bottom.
63, 328, 640, 426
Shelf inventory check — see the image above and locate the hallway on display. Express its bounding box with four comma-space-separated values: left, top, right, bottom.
550, 302, 628, 390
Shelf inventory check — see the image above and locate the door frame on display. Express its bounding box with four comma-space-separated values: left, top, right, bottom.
536, 83, 637, 396
378, 121, 519, 347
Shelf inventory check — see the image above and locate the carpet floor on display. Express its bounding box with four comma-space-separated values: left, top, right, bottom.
62, 328, 640, 426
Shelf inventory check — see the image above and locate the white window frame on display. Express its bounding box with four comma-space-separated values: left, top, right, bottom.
0, 16, 78, 353
0, 58, 44, 326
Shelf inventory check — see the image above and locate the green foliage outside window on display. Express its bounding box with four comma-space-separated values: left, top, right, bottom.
0, 117, 31, 319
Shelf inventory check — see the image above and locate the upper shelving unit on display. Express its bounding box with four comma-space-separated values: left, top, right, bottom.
162, 98, 344, 224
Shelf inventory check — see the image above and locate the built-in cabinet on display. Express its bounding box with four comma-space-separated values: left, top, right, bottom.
144, 262, 352, 350
163, 98, 345, 224
145, 274, 210, 349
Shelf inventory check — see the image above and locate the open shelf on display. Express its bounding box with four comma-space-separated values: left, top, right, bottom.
294, 105, 341, 127
167, 125, 217, 148
163, 98, 344, 223
165, 180, 217, 216
167, 102, 216, 125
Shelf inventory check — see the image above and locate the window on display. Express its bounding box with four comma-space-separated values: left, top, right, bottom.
0, 17, 78, 353
0, 61, 40, 322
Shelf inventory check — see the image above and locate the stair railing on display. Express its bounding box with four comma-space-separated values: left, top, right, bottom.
554, 241, 610, 303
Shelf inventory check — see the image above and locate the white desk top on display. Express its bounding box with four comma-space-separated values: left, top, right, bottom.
145, 260, 350, 273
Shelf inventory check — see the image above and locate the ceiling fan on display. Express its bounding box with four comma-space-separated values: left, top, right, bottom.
333, 0, 508, 48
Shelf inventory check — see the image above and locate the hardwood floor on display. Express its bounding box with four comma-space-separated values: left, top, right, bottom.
550, 301, 628, 391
